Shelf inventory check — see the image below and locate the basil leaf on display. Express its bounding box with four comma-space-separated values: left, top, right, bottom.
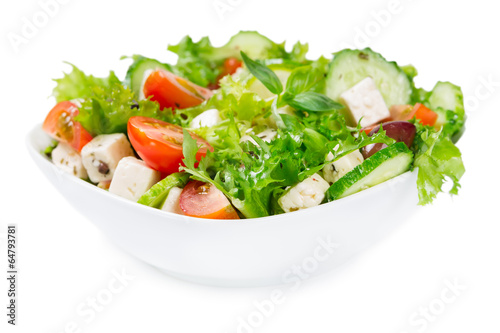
285, 65, 322, 96
240, 51, 283, 95
288, 91, 344, 112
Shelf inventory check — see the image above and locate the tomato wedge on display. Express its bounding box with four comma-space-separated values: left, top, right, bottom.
127, 116, 213, 174
143, 69, 213, 110
413, 103, 438, 126
42, 101, 93, 152
179, 180, 240, 219
389, 103, 438, 126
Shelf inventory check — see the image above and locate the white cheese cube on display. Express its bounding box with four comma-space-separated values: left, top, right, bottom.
323, 150, 364, 184
190, 109, 221, 129
108, 157, 161, 201
81, 133, 134, 183
240, 128, 277, 145
340, 77, 390, 127
161, 187, 184, 215
278, 173, 330, 213
51, 142, 88, 179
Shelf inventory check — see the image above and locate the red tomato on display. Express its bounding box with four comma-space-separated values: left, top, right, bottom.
413, 103, 438, 126
223, 57, 243, 76
389, 103, 438, 126
42, 101, 93, 152
179, 180, 240, 219
127, 116, 213, 174
143, 69, 213, 110
207, 57, 243, 90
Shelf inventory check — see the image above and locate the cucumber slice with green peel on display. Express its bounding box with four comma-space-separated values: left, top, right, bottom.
124, 56, 173, 99
325, 48, 412, 108
208, 31, 285, 61
428, 82, 464, 113
427, 81, 466, 141
325, 142, 413, 201
225, 31, 279, 59
137, 172, 189, 208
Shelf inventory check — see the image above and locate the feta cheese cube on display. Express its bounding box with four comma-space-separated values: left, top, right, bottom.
161, 187, 184, 215
323, 150, 364, 184
81, 134, 134, 183
278, 173, 330, 213
240, 128, 277, 145
190, 109, 221, 129
51, 142, 88, 179
340, 77, 390, 127
108, 157, 161, 201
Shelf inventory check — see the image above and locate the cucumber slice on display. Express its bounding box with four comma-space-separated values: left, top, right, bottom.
124, 56, 172, 99
137, 172, 189, 208
225, 31, 278, 59
428, 81, 464, 113
209, 31, 285, 61
427, 81, 465, 141
325, 142, 413, 201
325, 49, 412, 108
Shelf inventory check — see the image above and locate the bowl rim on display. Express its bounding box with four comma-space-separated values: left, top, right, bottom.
26, 123, 416, 225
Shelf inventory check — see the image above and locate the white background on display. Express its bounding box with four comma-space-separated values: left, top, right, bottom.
1, 0, 499, 332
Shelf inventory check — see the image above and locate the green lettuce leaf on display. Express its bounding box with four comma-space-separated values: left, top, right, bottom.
52, 64, 175, 135
181, 111, 395, 218
167, 32, 310, 88
412, 124, 465, 205
286, 41, 309, 63
76, 82, 174, 136
52, 63, 120, 102
167, 36, 220, 87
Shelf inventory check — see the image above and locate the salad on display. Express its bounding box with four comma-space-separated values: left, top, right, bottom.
41, 31, 465, 219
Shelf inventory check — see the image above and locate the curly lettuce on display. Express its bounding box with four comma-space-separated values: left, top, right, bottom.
52, 64, 174, 136
168, 31, 310, 88
412, 123, 465, 205
52, 63, 121, 102
181, 112, 395, 218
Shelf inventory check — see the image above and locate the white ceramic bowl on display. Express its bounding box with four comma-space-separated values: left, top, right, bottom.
27, 124, 418, 287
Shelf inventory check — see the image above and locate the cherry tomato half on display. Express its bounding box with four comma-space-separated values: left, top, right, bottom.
179, 180, 240, 219
208, 57, 244, 90
127, 116, 213, 174
42, 101, 93, 152
223, 57, 243, 76
143, 69, 213, 110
